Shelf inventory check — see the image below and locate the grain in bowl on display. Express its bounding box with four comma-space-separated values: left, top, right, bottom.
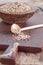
0, 2, 32, 14
0, 2, 36, 24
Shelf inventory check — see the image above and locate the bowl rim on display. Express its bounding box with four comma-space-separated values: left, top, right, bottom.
0, 9, 36, 15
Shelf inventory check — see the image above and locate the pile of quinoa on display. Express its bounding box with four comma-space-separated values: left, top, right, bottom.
0, 2, 31, 14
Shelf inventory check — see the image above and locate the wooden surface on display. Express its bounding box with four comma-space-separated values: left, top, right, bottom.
0, 9, 43, 65
0, 11, 43, 48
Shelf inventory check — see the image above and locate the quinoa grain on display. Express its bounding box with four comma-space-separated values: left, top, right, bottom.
0, 2, 31, 14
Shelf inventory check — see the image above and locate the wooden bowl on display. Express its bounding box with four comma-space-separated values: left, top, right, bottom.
0, 6, 36, 24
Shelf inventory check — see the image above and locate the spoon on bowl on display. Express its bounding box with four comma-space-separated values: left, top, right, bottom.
11, 24, 43, 34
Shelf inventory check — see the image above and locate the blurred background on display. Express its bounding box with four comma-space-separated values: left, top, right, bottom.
0, 0, 43, 7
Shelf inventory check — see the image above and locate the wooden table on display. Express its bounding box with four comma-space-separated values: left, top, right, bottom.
0, 10, 43, 65
0, 11, 43, 48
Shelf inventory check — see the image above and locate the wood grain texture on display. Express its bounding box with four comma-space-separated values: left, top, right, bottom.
0, 11, 43, 65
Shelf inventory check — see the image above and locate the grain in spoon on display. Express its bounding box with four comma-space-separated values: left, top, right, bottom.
11, 24, 43, 34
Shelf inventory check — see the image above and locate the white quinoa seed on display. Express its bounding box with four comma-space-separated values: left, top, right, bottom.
0, 2, 31, 14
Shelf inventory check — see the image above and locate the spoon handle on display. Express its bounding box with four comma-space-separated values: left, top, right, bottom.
20, 24, 43, 31
0, 43, 19, 57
